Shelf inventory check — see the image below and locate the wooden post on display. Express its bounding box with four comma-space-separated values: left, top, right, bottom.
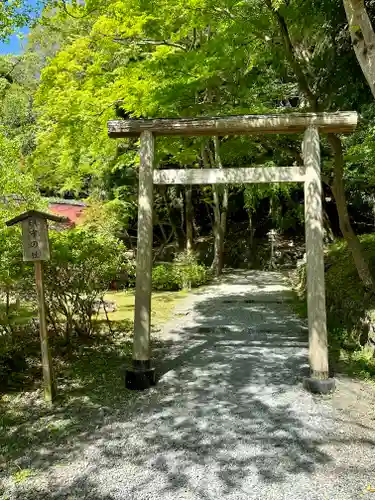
303, 127, 334, 392
35, 260, 56, 403
125, 130, 156, 390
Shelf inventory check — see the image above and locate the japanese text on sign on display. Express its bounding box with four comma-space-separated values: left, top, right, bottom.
21, 217, 50, 261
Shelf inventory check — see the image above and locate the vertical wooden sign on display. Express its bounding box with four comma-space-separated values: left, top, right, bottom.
21, 217, 50, 261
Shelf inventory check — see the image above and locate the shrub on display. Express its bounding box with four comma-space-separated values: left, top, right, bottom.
0, 226, 132, 387
174, 251, 209, 289
43, 229, 130, 339
0, 228, 38, 387
152, 263, 180, 291
152, 252, 209, 291
292, 233, 375, 378
0, 227, 34, 336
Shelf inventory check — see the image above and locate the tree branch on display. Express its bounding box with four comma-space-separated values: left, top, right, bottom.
212, 7, 237, 20
95, 99, 124, 117
113, 37, 188, 51
60, 0, 98, 19
265, 0, 318, 111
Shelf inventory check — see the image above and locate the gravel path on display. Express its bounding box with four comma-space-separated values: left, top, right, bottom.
5, 270, 375, 499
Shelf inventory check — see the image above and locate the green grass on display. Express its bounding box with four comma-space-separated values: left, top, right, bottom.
1, 288, 188, 393
12, 468, 34, 484
102, 289, 188, 327
0, 288, 188, 487
290, 233, 375, 380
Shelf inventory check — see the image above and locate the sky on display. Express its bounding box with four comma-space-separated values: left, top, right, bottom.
0, 29, 30, 55
0, 0, 39, 55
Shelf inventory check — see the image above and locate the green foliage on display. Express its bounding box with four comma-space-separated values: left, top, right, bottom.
23, 0, 375, 269
44, 228, 130, 338
325, 237, 375, 330
153, 252, 209, 291
79, 197, 135, 239
174, 251, 209, 289
0, 228, 35, 387
2, 0, 375, 386
244, 183, 303, 230
0, 227, 132, 386
293, 233, 375, 379
0, 1, 32, 40
0, 55, 42, 225
0, 133, 40, 225
0, 53, 41, 163
31, 0, 282, 195
12, 468, 34, 484
152, 264, 180, 291
0, 227, 34, 334
344, 103, 375, 203
1, 0, 373, 233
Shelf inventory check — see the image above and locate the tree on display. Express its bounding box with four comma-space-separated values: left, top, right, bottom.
0, 133, 40, 225
31, 0, 285, 272
343, 0, 375, 99
265, 0, 375, 289
25, 0, 375, 285
0, 0, 31, 40
0, 52, 43, 225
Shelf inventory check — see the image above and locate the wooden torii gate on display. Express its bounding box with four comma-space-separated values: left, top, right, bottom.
108, 112, 358, 393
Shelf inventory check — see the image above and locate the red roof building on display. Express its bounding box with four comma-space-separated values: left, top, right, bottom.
47, 199, 87, 227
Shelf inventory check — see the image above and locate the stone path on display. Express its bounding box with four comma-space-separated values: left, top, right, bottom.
5, 270, 375, 499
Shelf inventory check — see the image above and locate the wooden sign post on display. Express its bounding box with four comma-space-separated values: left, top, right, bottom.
6, 210, 69, 403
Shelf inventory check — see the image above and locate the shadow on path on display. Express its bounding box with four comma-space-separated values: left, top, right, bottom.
3, 271, 375, 500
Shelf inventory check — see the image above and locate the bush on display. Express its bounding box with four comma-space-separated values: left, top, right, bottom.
44, 228, 130, 339
152, 252, 209, 291
174, 251, 209, 289
0, 228, 36, 387
152, 264, 180, 291
0, 226, 133, 387
292, 233, 375, 378
0, 227, 34, 336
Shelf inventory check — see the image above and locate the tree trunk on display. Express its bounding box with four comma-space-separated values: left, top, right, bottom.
343, 0, 375, 99
202, 141, 224, 276
214, 137, 227, 275
179, 190, 185, 237
328, 134, 374, 289
212, 185, 224, 276
5, 288, 10, 318
205, 139, 227, 276
162, 191, 179, 247
185, 186, 193, 253
248, 211, 255, 266
323, 209, 335, 243
158, 222, 168, 244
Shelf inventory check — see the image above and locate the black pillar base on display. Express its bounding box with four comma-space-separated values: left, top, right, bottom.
303, 376, 336, 394
125, 360, 156, 391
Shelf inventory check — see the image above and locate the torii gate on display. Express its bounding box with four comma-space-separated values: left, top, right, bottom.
108, 112, 358, 393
